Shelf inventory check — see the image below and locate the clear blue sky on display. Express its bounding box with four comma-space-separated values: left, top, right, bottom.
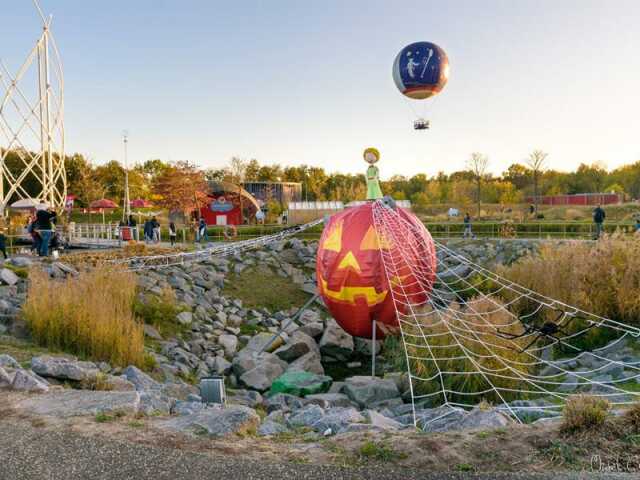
3, 0, 639, 179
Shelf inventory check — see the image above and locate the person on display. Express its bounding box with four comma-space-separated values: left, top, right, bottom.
198, 218, 208, 243
463, 212, 475, 239
593, 204, 606, 239
27, 216, 40, 254
169, 221, 177, 246
128, 215, 138, 241
143, 219, 154, 244
635, 214, 640, 234
0, 228, 7, 259
35, 204, 56, 256
151, 216, 160, 244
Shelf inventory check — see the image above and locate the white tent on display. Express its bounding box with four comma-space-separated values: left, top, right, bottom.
9, 198, 50, 210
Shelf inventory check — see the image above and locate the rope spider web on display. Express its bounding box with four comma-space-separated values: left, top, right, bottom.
371, 200, 640, 427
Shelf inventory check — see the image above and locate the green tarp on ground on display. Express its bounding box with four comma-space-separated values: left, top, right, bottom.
269, 371, 332, 397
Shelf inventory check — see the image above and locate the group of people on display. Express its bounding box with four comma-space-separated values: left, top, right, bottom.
27, 205, 57, 257
126, 216, 177, 246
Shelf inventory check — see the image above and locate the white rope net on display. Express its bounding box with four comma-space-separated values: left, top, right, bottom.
372, 200, 640, 426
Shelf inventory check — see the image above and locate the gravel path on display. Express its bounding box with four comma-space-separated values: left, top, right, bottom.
0, 422, 635, 480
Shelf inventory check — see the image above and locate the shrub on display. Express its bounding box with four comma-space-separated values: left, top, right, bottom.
23, 268, 144, 368
561, 395, 610, 434
133, 287, 185, 339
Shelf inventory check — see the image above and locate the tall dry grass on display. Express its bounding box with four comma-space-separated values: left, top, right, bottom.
386, 297, 534, 404
498, 235, 640, 326
23, 268, 145, 368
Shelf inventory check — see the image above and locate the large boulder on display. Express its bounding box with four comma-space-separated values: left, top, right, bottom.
160, 405, 260, 437
304, 393, 354, 409
17, 391, 140, 417
0, 268, 19, 286
176, 311, 193, 326
270, 371, 332, 397
120, 366, 161, 392
319, 319, 354, 361
232, 349, 287, 378
218, 334, 238, 357
31, 356, 99, 382
0, 366, 12, 387
239, 362, 287, 392
0, 354, 20, 369
286, 350, 324, 376
343, 376, 400, 409
312, 407, 365, 434
287, 404, 325, 428
244, 332, 283, 353
273, 331, 317, 362
11, 370, 49, 393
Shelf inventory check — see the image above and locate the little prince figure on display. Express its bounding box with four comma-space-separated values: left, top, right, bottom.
364, 147, 383, 200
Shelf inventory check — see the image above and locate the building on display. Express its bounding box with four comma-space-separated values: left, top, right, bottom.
199, 181, 261, 226
241, 181, 302, 206
525, 193, 623, 206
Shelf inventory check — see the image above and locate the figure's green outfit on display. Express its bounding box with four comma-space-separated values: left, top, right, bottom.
366, 165, 383, 200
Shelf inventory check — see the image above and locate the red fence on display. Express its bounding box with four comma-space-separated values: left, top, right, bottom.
525, 193, 623, 206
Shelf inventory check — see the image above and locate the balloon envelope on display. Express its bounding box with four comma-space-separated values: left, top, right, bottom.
316, 202, 437, 339
393, 41, 449, 100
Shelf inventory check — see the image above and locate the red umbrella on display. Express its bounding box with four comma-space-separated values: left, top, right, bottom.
130, 198, 151, 208
89, 198, 118, 209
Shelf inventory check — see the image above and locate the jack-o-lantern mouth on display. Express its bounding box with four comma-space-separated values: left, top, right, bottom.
319, 276, 387, 306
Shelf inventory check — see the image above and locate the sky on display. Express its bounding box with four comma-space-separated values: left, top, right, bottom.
2, 0, 640, 179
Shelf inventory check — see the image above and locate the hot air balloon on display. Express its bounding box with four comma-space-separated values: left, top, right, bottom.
316, 201, 437, 339
392, 41, 449, 130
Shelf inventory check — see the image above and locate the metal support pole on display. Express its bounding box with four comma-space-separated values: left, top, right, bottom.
371, 320, 377, 377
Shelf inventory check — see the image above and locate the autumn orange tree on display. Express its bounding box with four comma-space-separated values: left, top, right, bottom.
152, 161, 208, 216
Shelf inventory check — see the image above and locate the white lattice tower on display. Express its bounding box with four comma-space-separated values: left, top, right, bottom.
0, 0, 66, 214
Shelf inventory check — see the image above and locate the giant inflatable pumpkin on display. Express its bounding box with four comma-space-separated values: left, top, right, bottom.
316, 201, 437, 339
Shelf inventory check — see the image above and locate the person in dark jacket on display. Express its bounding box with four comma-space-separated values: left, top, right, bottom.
593, 204, 606, 239
0, 229, 7, 259
198, 218, 207, 243
143, 219, 154, 244
35, 205, 56, 256
128, 215, 138, 241
169, 221, 177, 246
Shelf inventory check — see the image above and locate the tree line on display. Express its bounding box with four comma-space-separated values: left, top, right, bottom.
2, 148, 638, 212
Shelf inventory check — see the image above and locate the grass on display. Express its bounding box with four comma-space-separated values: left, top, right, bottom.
22, 268, 145, 368
223, 266, 310, 312
0, 335, 66, 364
561, 395, 610, 434
133, 288, 187, 339
358, 440, 408, 462
80, 372, 114, 391
94, 410, 126, 423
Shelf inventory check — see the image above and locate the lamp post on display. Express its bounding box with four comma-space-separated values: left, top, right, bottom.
122, 131, 131, 222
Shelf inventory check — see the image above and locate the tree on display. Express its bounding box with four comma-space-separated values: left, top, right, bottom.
152, 161, 208, 216
525, 150, 548, 213
466, 152, 489, 217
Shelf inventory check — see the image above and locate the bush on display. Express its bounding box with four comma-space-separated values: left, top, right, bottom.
498, 235, 640, 328
561, 395, 610, 434
23, 268, 144, 368
133, 288, 185, 339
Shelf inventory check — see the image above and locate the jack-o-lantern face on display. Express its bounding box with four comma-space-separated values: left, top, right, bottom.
316, 202, 436, 339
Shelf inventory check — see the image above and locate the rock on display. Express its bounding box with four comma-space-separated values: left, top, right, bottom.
207, 356, 232, 376
143, 324, 163, 341
239, 361, 287, 392
244, 332, 282, 353
232, 350, 287, 378
218, 334, 238, 357
319, 319, 354, 361
139, 391, 173, 416
11, 370, 49, 392
298, 322, 324, 339
270, 371, 332, 397
120, 366, 161, 392
354, 338, 382, 356
0, 354, 20, 369
103, 375, 136, 391
258, 419, 289, 436
313, 407, 365, 434
0, 366, 12, 387
0, 268, 19, 286
31, 356, 99, 382
228, 390, 263, 409
364, 410, 404, 430
265, 393, 304, 413
273, 331, 317, 362
176, 311, 193, 326
343, 376, 400, 409
304, 393, 354, 409
287, 404, 325, 428
287, 350, 325, 376
160, 405, 260, 437
17, 391, 140, 417
173, 401, 205, 416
